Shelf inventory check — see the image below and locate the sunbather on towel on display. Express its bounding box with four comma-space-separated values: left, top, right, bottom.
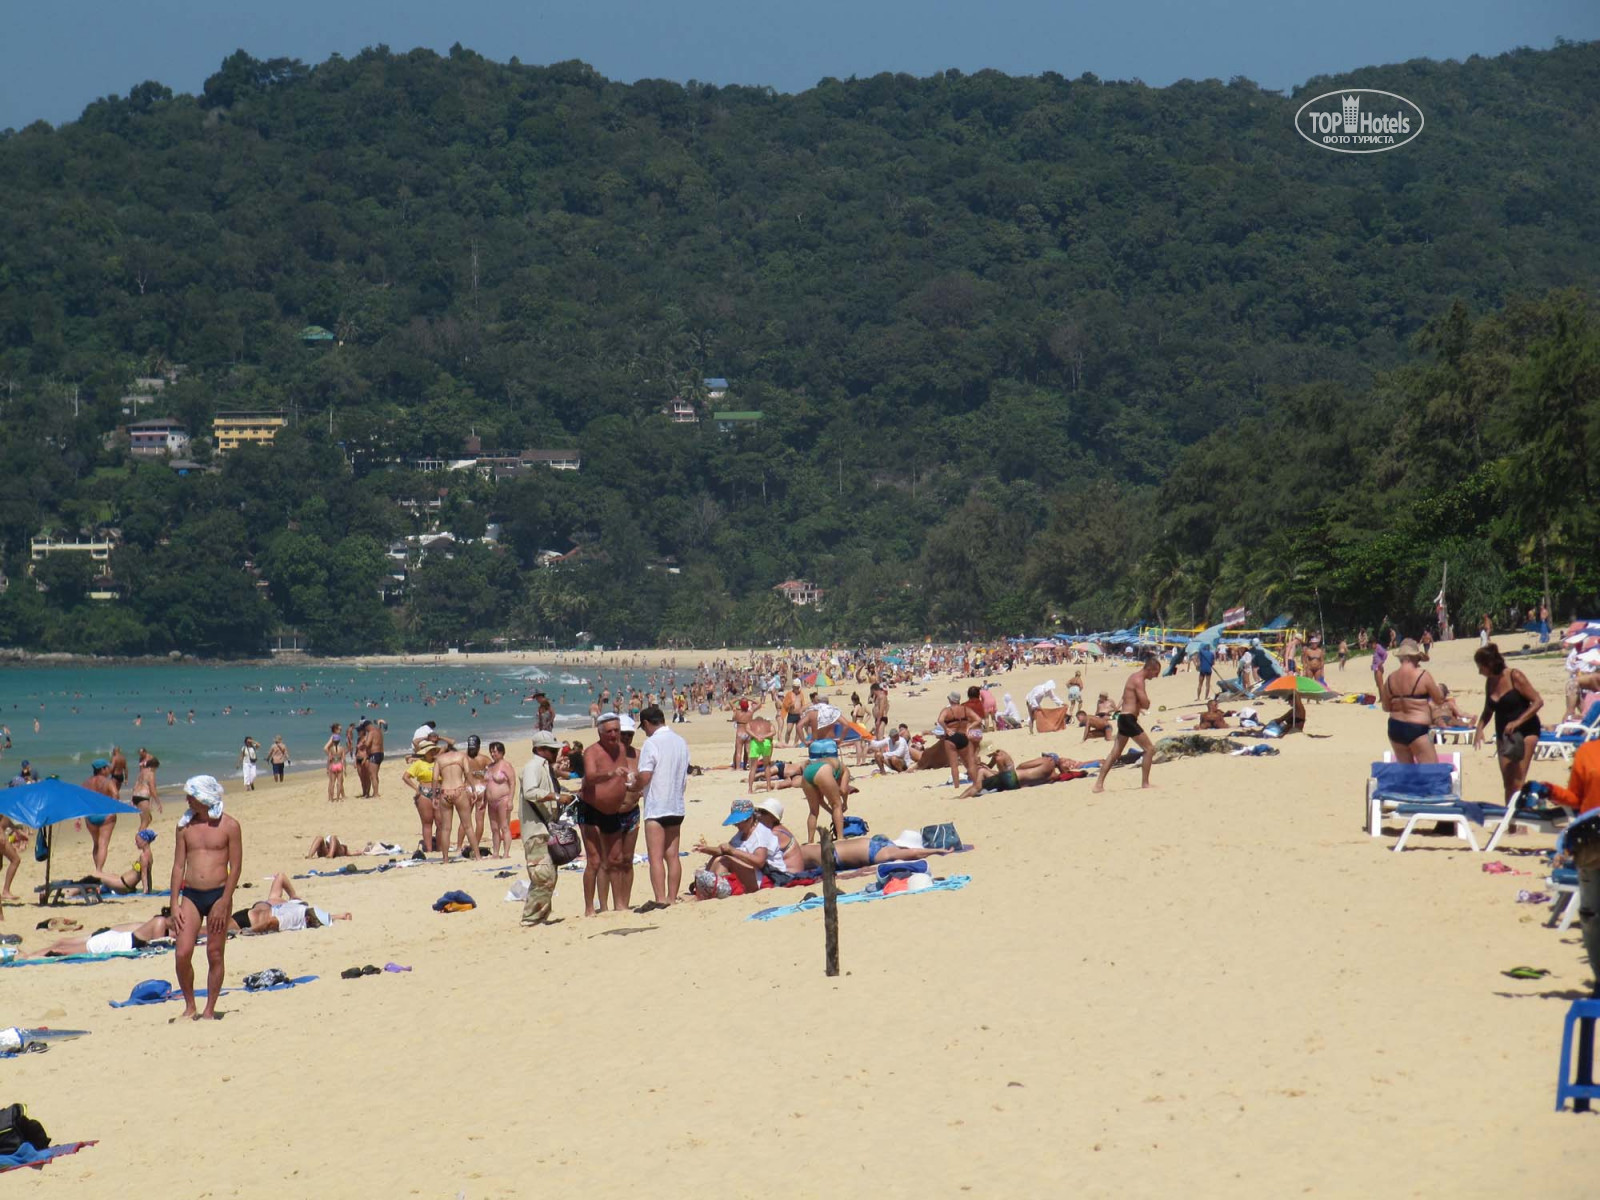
305, 835, 406, 858
960, 750, 1093, 796
42, 911, 171, 956
79, 828, 157, 893
231, 872, 350, 933
799, 835, 955, 871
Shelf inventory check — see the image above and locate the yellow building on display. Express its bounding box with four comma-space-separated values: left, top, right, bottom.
213, 411, 288, 452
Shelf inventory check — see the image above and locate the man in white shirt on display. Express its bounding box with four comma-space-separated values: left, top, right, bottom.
871, 724, 914, 773
518, 730, 562, 927
693, 800, 780, 894
1025, 681, 1060, 733
630, 704, 689, 912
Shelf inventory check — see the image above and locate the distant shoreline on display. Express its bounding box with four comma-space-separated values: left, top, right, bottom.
0, 647, 787, 671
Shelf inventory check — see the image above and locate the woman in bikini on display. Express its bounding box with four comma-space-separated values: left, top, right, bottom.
129, 753, 162, 831
1379, 638, 1444, 763
483, 742, 516, 859
323, 725, 346, 802
1472, 642, 1544, 800
799, 745, 850, 844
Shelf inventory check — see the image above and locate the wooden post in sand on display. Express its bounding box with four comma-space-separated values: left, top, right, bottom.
820, 828, 840, 976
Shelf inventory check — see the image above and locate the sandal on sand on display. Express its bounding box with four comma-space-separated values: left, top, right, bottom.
1502, 966, 1550, 980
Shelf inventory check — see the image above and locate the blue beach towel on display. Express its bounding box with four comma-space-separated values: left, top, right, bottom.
0, 1142, 95, 1173
2, 947, 168, 969
106, 974, 317, 1007
747, 875, 971, 921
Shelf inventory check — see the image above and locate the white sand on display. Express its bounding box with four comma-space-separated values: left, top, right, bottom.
4, 635, 1590, 1195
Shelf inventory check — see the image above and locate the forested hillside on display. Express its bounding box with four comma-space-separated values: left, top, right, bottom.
0, 40, 1596, 653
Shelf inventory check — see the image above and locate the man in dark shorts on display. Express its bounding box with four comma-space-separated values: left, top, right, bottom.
170, 775, 242, 1020
579, 714, 639, 914
1092, 655, 1162, 794
1194, 641, 1216, 701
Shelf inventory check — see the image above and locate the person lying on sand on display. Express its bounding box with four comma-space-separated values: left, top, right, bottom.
799, 835, 956, 871
231, 872, 350, 933
43, 911, 171, 956
959, 749, 1096, 797
749, 759, 808, 790
305, 835, 407, 858
78, 829, 157, 894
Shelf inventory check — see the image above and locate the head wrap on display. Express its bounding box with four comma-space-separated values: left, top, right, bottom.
178, 775, 225, 825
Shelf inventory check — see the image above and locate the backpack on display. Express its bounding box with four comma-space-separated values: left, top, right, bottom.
0, 1102, 50, 1155
841, 814, 869, 838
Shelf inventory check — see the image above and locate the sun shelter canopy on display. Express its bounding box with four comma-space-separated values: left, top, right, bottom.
0, 778, 139, 827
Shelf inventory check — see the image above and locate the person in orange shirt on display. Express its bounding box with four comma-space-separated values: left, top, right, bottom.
1548, 740, 1600, 994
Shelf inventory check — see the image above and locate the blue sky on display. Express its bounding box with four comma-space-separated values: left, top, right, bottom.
2, 0, 1595, 129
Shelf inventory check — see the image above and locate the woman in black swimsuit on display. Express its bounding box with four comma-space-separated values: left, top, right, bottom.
1380, 639, 1444, 763
1472, 643, 1543, 800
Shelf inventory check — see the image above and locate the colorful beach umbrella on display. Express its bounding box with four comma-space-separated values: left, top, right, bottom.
1069, 642, 1102, 655
1262, 675, 1337, 699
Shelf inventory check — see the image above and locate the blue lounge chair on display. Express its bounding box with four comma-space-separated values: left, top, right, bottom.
1535, 700, 1600, 762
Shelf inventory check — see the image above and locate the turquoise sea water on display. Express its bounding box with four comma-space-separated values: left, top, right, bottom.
0, 661, 640, 787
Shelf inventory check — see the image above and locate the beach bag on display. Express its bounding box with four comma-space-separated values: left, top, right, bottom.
921, 822, 961, 850
1496, 732, 1528, 760
33, 826, 48, 863
0, 1103, 49, 1154
541, 803, 583, 867
841, 815, 869, 838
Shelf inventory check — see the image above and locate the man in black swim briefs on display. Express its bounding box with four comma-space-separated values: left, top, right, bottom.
1093, 655, 1162, 795
170, 775, 242, 1021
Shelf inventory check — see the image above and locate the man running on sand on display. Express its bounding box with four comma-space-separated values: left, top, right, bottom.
1092, 655, 1162, 794
170, 775, 242, 1020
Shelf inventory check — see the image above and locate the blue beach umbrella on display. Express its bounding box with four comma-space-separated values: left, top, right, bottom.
0, 779, 138, 905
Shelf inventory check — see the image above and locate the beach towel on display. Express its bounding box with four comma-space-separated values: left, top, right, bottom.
107, 975, 317, 1007
1032, 706, 1069, 733
2, 948, 167, 969
0, 1141, 96, 1173
747, 875, 971, 921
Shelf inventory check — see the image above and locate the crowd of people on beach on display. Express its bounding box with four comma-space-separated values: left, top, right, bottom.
6, 626, 1600, 1015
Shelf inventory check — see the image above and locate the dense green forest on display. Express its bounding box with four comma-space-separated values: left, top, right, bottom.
0, 41, 1597, 654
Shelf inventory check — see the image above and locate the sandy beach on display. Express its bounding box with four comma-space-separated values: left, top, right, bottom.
4, 634, 1592, 1196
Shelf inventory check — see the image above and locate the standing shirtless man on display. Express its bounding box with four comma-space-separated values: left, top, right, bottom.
170, 776, 242, 1021
782, 680, 805, 747
871, 682, 890, 738
579, 715, 639, 914
431, 738, 477, 862
1092, 655, 1162, 793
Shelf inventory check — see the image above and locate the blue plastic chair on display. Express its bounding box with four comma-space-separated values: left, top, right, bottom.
1555, 998, 1600, 1112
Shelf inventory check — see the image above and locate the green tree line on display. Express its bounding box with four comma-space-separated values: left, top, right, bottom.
0, 42, 1596, 652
